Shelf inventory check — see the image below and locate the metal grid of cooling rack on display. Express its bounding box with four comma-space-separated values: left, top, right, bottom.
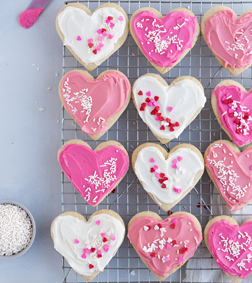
60, 1, 252, 282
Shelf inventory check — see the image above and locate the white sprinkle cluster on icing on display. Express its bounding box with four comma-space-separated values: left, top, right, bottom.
0, 204, 33, 256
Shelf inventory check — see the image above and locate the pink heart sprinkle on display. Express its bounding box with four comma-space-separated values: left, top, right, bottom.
99, 43, 104, 48
95, 220, 100, 225
173, 187, 182, 194
172, 159, 177, 164
103, 244, 110, 252
101, 232, 106, 237
102, 31, 107, 36
166, 244, 172, 249
74, 239, 79, 244
155, 173, 160, 178
98, 36, 103, 41
105, 19, 110, 23
250, 166, 252, 170
153, 101, 159, 106
87, 38, 93, 43
150, 98, 155, 102
172, 164, 177, 169
118, 16, 124, 21
97, 29, 102, 34
76, 36, 82, 41
228, 103, 233, 108
172, 219, 178, 224
167, 106, 173, 112
153, 165, 159, 170
177, 156, 183, 161
236, 107, 241, 112
81, 253, 86, 259
228, 108, 234, 113
150, 158, 155, 163
156, 116, 160, 121
96, 47, 101, 51
97, 249, 102, 255
165, 256, 170, 262
108, 34, 114, 40
111, 235, 116, 240
84, 248, 91, 254
146, 91, 151, 96
179, 257, 183, 262
110, 22, 115, 28
147, 102, 153, 106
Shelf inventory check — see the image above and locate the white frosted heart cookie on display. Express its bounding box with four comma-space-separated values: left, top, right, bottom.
132, 74, 206, 144
56, 3, 129, 71
132, 143, 204, 211
51, 210, 125, 282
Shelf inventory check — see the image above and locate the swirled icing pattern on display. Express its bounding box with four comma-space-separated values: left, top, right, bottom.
132, 10, 197, 67
204, 9, 252, 70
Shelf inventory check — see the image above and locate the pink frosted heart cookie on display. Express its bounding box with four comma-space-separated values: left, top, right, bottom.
130, 8, 199, 74
205, 215, 252, 283
59, 70, 131, 141
51, 210, 125, 282
205, 140, 252, 211
201, 6, 252, 76
56, 3, 129, 71
58, 139, 129, 206
212, 80, 252, 147
128, 211, 202, 280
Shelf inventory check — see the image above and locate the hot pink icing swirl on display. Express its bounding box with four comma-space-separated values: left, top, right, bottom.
205, 142, 252, 210
59, 144, 129, 205
204, 9, 252, 70
213, 85, 252, 146
127, 214, 202, 277
132, 10, 197, 67
208, 220, 252, 279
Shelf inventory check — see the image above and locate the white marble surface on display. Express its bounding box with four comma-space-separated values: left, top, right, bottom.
0, 0, 64, 282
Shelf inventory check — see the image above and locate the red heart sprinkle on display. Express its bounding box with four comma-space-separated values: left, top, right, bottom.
160, 173, 165, 178
145, 97, 150, 103
108, 16, 113, 20
91, 248, 96, 252
158, 179, 164, 184
157, 223, 162, 228
167, 210, 173, 215
227, 98, 233, 103
150, 252, 156, 257
103, 237, 108, 242
179, 247, 188, 254
146, 225, 151, 230
155, 106, 160, 111
111, 189, 116, 193
159, 117, 164, 121
174, 122, 180, 127
169, 127, 174, 132
141, 102, 147, 108
156, 113, 161, 117
101, 28, 106, 33
234, 118, 240, 124
236, 129, 241, 134
222, 100, 228, 104
97, 254, 102, 258
163, 177, 168, 181
138, 90, 143, 96
170, 223, 176, 229
166, 118, 171, 123
151, 109, 157, 115
228, 113, 234, 118
88, 43, 93, 48
140, 107, 145, 111
89, 264, 94, 269
244, 112, 249, 119
154, 96, 159, 101
160, 125, 165, 130
171, 240, 176, 245
150, 167, 155, 173
161, 183, 166, 188
93, 49, 97, 54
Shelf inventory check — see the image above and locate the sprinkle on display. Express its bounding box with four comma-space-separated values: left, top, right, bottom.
103, 244, 109, 252
172, 219, 178, 224
150, 158, 155, 163
173, 187, 182, 194
178, 257, 183, 262
111, 235, 116, 240
250, 166, 252, 170
177, 156, 183, 161
118, 16, 124, 21
76, 36, 82, 41
101, 232, 106, 237
194, 236, 198, 244
153, 165, 159, 171
110, 23, 115, 28
87, 38, 93, 43
89, 264, 94, 269
108, 34, 114, 39
95, 220, 100, 225
98, 36, 103, 41
97, 29, 102, 34
102, 31, 107, 36
172, 164, 177, 169
155, 173, 160, 178
166, 244, 172, 249
167, 106, 173, 112
172, 159, 177, 164
74, 239, 79, 244
165, 256, 170, 262
146, 91, 151, 96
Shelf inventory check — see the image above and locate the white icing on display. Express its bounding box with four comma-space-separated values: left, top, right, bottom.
134, 146, 204, 205
52, 214, 125, 276
133, 76, 206, 139
57, 6, 126, 65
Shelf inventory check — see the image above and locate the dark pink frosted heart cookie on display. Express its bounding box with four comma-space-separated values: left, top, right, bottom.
130, 8, 199, 74
128, 212, 202, 279
205, 216, 252, 280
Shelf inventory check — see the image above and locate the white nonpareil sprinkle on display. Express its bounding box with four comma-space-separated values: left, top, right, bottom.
0, 204, 33, 256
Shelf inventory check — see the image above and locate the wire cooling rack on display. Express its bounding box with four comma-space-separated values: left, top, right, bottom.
61, 1, 252, 282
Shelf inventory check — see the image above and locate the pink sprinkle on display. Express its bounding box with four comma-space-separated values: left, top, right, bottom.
103, 244, 110, 252
97, 29, 102, 34
81, 253, 86, 259
150, 98, 155, 102
108, 34, 114, 39
102, 31, 107, 36
250, 166, 252, 170
87, 38, 93, 43
228, 103, 233, 108
95, 220, 101, 225
173, 187, 182, 194
146, 91, 151, 96
172, 159, 177, 164
105, 18, 110, 23
236, 107, 241, 112
97, 249, 102, 255
228, 108, 234, 113
165, 256, 170, 262
99, 43, 104, 48
74, 239, 79, 244
118, 16, 124, 21
150, 158, 155, 163
167, 106, 173, 112
155, 173, 160, 178
84, 248, 91, 254
156, 116, 160, 121
153, 165, 159, 170
153, 101, 159, 106
96, 47, 101, 51
110, 22, 115, 28
166, 244, 172, 249
172, 164, 177, 169
111, 235, 116, 240
179, 257, 183, 262
101, 232, 106, 237
177, 156, 183, 161
172, 219, 177, 224
98, 36, 103, 41
76, 36, 82, 41
148, 102, 153, 106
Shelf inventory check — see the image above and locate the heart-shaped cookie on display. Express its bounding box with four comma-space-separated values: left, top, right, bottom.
56, 3, 129, 71
51, 210, 125, 282
201, 6, 252, 76
59, 70, 131, 140
132, 74, 206, 144
132, 143, 204, 211
212, 80, 252, 147
58, 139, 129, 206
205, 215, 252, 283
130, 8, 199, 74
128, 211, 202, 280
205, 140, 252, 211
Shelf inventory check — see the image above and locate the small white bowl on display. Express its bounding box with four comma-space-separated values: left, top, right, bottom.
0, 200, 36, 259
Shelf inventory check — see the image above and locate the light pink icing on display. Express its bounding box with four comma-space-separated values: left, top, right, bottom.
213, 85, 252, 146
204, 9, 252, 70
132, 11, 197, 67
59, 144, 129, 205
60, 71, 130, 135
127, 214, 202, 277
208, 220, 252, 279
205, 142, 252, 210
